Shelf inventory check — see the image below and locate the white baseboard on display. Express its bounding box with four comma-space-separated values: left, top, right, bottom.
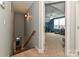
66, 49, 76, 57
35, 46, 44, 53
35, 46, 77, 56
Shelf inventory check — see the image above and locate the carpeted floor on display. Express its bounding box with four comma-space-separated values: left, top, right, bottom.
45, 32, 65, 57
12, 33, 65, 57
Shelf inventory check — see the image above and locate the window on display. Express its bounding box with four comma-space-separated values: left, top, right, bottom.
54, 17, 65, 29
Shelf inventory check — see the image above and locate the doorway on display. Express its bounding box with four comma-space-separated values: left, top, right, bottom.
44, 1, 65, 56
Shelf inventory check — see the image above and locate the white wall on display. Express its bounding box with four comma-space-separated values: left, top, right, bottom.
76, 1, 79, 56
24, 8, 35, 48
23, 1, 45, 53
0, 1, 14, 56
31, 1, 45, 52
24, 1, 40, 49
66, 2, 76, 56
69, 1, 76, 55
65, 1, 79, 56
14, 12, 24, 38
13, 1, 43, 51
59, 1, 76, 56
30, 1, 39, 48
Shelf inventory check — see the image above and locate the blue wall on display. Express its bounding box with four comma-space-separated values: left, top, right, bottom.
45, 19, 54, 32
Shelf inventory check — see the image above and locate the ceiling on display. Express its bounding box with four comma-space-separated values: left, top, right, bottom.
12, 1, 65, 22
13, 1, 33, 14
45, 2, 65, 22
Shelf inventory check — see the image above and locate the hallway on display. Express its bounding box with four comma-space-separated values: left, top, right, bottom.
12, 33, 64, 57
0, 1, 78, 57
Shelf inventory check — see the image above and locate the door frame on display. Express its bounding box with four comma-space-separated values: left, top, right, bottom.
39, 1, 72, 56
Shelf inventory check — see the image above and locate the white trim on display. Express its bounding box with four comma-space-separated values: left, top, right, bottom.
65, 1, 71, 56
64, 49, 76, 57
35, 46, 44, 53
65, 1, 77, 56
39, 1, 45, 53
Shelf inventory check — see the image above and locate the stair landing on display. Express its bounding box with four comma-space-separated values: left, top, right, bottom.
12, 48, 40, 57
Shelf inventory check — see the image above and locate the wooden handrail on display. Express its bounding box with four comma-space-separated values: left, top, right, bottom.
23, 30, 36, 48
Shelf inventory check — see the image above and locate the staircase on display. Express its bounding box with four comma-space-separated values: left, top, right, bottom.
12, 30, 36, 55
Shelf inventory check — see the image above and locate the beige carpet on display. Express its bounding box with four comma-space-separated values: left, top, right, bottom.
12, 33, 65, 57
45, 33, 65, 57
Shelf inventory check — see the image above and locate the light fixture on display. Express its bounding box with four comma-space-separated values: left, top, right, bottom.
25, 14, 27, 17
0, 1, 5, 9
24, 13, 28, 18
24, 12, 32, 22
